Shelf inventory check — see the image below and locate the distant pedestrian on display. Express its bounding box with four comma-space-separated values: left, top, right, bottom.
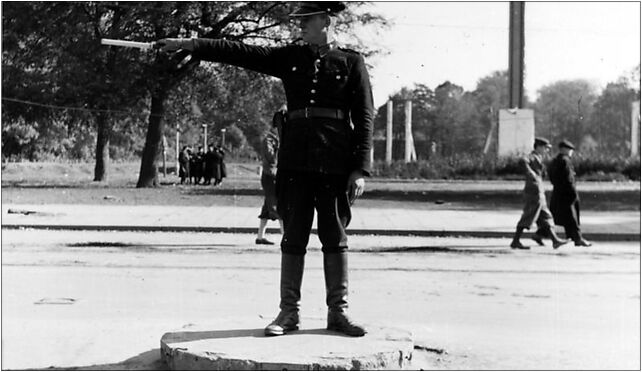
510, 138, 568, 249
256, 108, 286, 245
548, 140, 592, 247
215, 145, 226, 185
191, 146, 204, 185
203, 144, 217, 185
178, 146, 191, 184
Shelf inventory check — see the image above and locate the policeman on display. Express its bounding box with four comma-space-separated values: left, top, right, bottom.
510, 137, 568, 249
157, 1, 373, 337
548, 140, 592, 247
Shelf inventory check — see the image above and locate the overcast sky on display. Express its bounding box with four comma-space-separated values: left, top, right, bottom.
359, 2, 641, 107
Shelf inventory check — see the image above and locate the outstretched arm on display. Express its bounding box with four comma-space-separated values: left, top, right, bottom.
157, 38, 284, 77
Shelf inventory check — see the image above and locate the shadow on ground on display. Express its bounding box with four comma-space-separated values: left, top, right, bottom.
37, 349, 168, 371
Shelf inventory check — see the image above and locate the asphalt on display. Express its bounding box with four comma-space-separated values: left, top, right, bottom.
2, 202, 639, 241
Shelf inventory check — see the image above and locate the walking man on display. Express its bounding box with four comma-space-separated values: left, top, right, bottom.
511, 137, 568, 249
157, 1, 373, 337
548, 140, 592, 247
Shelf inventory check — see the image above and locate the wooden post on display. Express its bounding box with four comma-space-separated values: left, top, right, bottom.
632, 101, 640, 157
161, 135, 167, 177
483, 107, 495, 154
404, 100, 416, 162
175, 125, 180, 174
509, 2, 525, 109
386, 100, 393, 164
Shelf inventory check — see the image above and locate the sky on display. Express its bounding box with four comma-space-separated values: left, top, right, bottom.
355, 2, 641, 107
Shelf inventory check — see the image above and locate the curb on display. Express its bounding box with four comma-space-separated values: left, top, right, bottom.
2, 224, 639, 242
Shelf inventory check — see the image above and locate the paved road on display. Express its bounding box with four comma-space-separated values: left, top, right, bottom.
1, 229, 639, 370
3, 203, 639, 240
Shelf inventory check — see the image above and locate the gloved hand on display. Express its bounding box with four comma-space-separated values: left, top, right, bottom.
155, 38, 194, 53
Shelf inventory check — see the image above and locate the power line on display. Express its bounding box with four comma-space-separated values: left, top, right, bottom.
1, 97, 156, 116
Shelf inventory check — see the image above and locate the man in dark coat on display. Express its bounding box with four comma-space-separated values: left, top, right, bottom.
548, 140, 592, 246
511, 138, 568, 249
178, 146, 191, 184
203, 144, 217, 185
190, 146, 204, 185
215, 145, 226, 185
158, 1, 373, 337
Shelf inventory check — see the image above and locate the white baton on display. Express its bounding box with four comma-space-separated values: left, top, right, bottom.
101, 38, 156, 50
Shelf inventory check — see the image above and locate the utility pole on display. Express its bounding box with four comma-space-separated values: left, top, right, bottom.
508, 2, 525, 109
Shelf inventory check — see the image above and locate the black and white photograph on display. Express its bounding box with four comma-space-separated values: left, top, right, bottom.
1, 1, 640, 370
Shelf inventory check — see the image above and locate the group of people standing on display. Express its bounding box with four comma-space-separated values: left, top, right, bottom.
178, 145, 226, 186
511, 138, 592, 249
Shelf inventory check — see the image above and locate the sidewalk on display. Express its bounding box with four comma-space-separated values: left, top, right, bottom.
2, 203, 639, 241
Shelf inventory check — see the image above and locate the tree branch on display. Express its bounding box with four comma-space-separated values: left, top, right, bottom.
229, 21, 282, 40
204, 2, 255, 38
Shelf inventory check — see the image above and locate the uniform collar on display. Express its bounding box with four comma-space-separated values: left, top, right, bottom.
307, 41, 338, 57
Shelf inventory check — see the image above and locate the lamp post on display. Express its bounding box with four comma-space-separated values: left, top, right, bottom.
220, 128, 226, 149
202, 124, 207, 150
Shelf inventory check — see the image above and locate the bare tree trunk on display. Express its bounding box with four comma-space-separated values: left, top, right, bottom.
93, 113, 110, 182
137, 91, 167, 188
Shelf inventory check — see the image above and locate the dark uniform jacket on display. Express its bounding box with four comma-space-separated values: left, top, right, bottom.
191, 39, 374, 175
548, 153, 580, 226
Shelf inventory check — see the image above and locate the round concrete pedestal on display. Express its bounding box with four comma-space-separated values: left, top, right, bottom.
160, 319, 413, 370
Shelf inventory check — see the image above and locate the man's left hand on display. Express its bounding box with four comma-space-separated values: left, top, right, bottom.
347, 170, 365, 204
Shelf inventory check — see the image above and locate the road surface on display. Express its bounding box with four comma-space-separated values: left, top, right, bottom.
1, 229, 639, 370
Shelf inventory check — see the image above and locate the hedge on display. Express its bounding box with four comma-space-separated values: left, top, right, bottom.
371, 154, 640, 181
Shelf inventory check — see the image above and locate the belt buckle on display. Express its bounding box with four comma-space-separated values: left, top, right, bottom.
304, 107, 310, 118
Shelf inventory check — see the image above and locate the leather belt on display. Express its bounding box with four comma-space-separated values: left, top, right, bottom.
288, 107, 346, 120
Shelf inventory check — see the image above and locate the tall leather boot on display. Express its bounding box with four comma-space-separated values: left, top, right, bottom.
323, 252, 366, 337
545, 226, 569, 249
510, 227, 529, 249
264, 253, 305, 336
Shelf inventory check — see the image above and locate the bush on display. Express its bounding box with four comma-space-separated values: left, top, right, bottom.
371, 154, 641, 181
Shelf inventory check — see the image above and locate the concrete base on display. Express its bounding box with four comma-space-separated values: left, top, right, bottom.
160, 319, 413, 370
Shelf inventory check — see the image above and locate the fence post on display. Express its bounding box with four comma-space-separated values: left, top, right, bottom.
386, 100, 393, 164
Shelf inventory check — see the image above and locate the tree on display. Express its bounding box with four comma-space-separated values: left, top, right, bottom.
588, 76, 640, 156
432, 81, 465, 156
471, 70, 509, 154
2, 2, 151, 178
534, 80, 598, 148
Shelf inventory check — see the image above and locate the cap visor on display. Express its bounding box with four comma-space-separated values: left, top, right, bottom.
289, 10, 327, 17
